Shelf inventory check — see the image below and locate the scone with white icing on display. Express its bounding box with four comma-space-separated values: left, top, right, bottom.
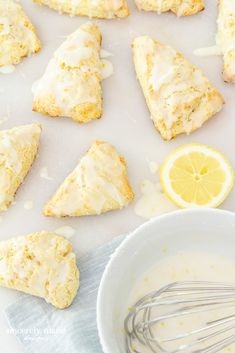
32, 22, 102, 124
44, 141, 134, 217
0, 0, 40, 68
217, 0, 235, 82
0, 231, 79, 309
134, 0, 204, 16
33, 0, 129, 19
132, 37, 224, 140
0, 124, 41, 212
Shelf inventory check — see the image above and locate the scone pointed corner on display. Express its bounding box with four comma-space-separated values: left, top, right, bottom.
0, 123, 42, 212
33, 0, 129, 19
0, 0, 41, 68
0, 231, 80, 309
43, 141, 134, 218
132, 36, 224, 141
32, 22, 103, 124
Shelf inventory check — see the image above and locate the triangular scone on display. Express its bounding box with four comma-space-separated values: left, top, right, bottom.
44, 141, 134, 217
134, 0, 204, 16
0, 231, 79, 309
0, 0, 40, 68
217, 0, 235, 82
32, 22, 102, 123
132, 37, 224, 140
33, 0, 129, 19
0, 124, 41, 212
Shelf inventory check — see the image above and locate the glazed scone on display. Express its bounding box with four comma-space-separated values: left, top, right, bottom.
44, 141, 134, 217
33, 0, 129, 19
0, 231, 79, 309
0, 0, 40, 68
217, 0, 235, 82
132, 37, 224, 140
0, 124, 41, 212
32, 22, 102, 123
134, 0, 204, 16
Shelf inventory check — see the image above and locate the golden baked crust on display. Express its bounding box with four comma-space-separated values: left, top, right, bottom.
44, 141, 134, 217
217, 0, 235, 82
0, 231, 79, 309
32, 22, 102, 123
0, 0, 40, 67
132, 37, 224, 140
33, 0, 129, 18
0, 124, 41, 212
134, 0, 204, 16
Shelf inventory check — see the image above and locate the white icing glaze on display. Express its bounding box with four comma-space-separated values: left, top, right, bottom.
69, 0, 124, 16
0, 17, 10, 36
135, 159, 176, 219
194, 46, 222, 57
128, 252, 235, 352
0, 127, 37, 174
191, 0, 235, 66
148, 161, 159, 174
49, 261, 71, 289
149, 45, 177, 92
156, 0, 164, 14
0, 171, 11, 208
100, 49, 113, 58
55, 226, 76, 239
54, 28, 97, 67
50, 143, 129, 216
194, 1, 235, 60
176, 2, 189, 17
0, 258, 12, 279
0, 233, 74, 295
101, 59, 114, 79
32, 26, 101, 114
134, 179, 176, 219
40, 167, 53, 181
0, 124, 41, 209
0, 0, 39, 65
217, 0, 235, 53
144, 40, 211, 130
23, 200, 33, 210
0, 65, 15, 74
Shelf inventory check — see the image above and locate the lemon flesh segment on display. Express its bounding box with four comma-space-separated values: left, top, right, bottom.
160, 144, 234, 208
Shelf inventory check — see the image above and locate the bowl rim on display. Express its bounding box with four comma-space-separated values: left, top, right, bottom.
96, 208, 235, 353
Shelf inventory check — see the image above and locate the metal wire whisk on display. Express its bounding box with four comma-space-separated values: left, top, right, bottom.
124, 281, 235, 353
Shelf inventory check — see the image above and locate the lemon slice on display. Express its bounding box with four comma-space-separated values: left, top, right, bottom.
160, 144, 234, 208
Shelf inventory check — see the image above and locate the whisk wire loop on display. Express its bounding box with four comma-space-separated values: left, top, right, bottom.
125, 281, 235, 353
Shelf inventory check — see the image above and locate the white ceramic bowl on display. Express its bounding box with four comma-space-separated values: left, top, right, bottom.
97, 208, 235, 353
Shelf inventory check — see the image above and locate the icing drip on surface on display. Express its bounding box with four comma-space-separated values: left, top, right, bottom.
134, 161, 176, 219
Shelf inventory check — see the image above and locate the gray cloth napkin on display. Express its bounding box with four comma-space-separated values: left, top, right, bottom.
4, 234, 125, 353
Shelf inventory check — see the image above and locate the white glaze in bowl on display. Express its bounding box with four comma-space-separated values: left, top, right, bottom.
97, 209, 235, 353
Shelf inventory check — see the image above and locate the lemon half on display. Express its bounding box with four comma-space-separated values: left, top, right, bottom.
160, 144, 234, 208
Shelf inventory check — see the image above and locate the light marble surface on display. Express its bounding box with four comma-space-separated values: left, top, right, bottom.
1, 0, 235, 352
